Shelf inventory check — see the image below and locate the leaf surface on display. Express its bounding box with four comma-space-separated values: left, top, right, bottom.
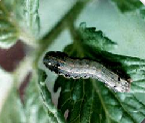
38, 70, 66, 123
24, 0, 40, 37
111, 0, 143, 12
23, 73, 50, 123
53, 24, 145, 123
0, 1, 19, 48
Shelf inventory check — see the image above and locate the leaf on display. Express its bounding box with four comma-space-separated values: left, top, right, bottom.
78, 22, 117, 52
53, 24, 145, 123
0, 1, 19, 48
2, 0, 17, 11
24, 0, 40, 37
24, 73, 50, 123
139, 7, 145, 21
0, 73, 50, 123
38, 70, 66, 123
111, 0, 143, 12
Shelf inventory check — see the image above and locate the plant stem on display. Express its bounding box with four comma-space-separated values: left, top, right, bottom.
35, 0, 90, 65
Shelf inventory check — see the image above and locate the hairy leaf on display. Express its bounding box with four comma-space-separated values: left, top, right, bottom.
111, 0, 143, 12
54, 24, 145, 123
79, 22, 117, 51
38, 70, 66, 123
0, 2, 19, 48
24, 0, 40, 37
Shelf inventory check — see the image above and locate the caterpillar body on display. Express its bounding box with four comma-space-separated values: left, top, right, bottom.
43, 51, 131, 92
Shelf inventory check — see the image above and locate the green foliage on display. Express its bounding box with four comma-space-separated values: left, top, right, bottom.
24, 0, 40, 37
0, 0, 40, 48
55, 77, 145, 123
139, 8, 145, 21
78, 22, 117, 51
23, 74, 49, 123
0, 1, 19, 48
54, 24, 145, 123
111, 0, 143, 12
0, 74, 50, 123
38, 70, 66, 123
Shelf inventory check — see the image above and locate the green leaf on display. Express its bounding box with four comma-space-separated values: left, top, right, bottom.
139, 7, 145, 21
0, 2, 19, 48
53, 24, 145, 123
2, 0, 17, 11
24, 0, 40, 37
111, 0, 143, 12
0, 73, 50, 123
38, 70, 66, 123
24, 73, 50, 123
79, 22, 117, 51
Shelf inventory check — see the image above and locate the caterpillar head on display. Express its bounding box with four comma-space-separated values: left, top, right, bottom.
43, 51, 67, 73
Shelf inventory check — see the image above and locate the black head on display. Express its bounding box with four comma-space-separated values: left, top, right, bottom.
44, 51, 68, 58
43, 51, 67, 73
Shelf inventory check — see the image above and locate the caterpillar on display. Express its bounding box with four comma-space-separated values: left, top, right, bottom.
43, 51, 132, 92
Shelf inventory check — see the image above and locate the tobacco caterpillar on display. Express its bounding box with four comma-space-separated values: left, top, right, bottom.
43, 51, 132, 92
